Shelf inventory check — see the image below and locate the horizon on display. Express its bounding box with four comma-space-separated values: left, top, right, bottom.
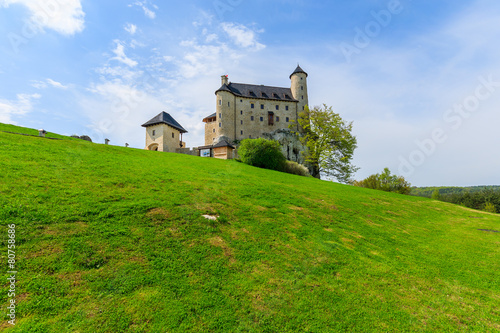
1, 0, 499, 187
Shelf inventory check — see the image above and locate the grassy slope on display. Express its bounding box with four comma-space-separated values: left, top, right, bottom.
1, 123, 499, 332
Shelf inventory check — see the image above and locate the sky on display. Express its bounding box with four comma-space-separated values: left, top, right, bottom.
0, 0, 499, 187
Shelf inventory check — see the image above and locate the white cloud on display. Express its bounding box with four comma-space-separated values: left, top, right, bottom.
130, 1, 156, 19
0, 93, 41, 124
125, 23, 137, 35
31, 79, 68, 89
221, 23, 265, 50
111, 41, 138, 67
47, 79, 68, 89
0, 0, 85, 35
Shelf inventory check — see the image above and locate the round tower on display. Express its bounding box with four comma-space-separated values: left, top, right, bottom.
290, 65, 309, 114
215, 75, 235, 143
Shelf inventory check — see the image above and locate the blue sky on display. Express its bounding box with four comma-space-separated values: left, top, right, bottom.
1, 0, 499, 186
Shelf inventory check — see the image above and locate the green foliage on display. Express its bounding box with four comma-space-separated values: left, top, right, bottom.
1, 122, 500, 332
238, 138, 286, 172
484, 202, 497, 213
353, 168, 411, 195
292, 104, 359, 183
431, 189, 441, 200
284, 160, 311, 177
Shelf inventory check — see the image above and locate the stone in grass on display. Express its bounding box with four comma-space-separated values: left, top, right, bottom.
202, 215, 219, 221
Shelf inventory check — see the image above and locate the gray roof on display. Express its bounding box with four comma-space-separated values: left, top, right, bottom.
213, 140, 235, 149
141, 112, 187, 133
290, 65, 308, 79
215, 82, 298, 102
203, 113, 216, 121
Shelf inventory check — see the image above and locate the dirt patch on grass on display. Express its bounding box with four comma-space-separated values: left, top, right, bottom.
44, 221, 88, 237
289, 206, 304, 211
208, 236, 235, 263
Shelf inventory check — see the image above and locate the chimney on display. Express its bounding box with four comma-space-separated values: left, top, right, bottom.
38, 129, 46, 137
221, 75, 229, 86
105, 139, 110, 145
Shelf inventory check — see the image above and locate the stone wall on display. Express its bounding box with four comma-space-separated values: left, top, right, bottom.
176, 147, 199, 156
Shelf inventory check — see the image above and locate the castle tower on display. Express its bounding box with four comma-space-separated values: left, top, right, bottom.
214, 75, 236, 143
290, 65, 309, 133
142, 111, 187, 152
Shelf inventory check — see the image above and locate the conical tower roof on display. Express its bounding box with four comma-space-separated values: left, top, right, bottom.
290, 65, 308, 79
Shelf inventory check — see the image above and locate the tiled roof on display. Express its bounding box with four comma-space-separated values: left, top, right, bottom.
141, 112, 187, 133
290, 65, 308, 79
215, 83, 298, 102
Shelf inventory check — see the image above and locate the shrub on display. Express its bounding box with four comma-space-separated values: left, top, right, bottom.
484, 202, 497, 213
238, 138, 286, 172
285, 161, 311, 177
353, 168, 411, 195
431, 189, 441, 200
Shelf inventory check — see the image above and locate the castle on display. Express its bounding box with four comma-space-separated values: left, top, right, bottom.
142, 65, 309, 161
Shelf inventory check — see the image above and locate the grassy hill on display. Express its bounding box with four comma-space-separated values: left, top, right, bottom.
1, 123, 499, 332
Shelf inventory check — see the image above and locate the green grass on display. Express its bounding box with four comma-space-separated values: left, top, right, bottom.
1, 123, 499, 332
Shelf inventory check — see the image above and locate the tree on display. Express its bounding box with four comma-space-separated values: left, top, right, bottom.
431, 189, 441, 200
353, 168, 411, 195
292, 104, 359, 183
238, 138, 287, 172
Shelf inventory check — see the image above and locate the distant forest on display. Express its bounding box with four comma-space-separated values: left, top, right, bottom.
411, 186, 500, 213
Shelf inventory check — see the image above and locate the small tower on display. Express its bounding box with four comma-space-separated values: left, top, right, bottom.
290, 64, 309, 113
214, 75, 235, 144
142, 111, 187, 152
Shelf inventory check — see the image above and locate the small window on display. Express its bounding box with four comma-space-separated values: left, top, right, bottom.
249, 91, 256, 97
251, 103, 254, 109
302, 96, 304, 100
261, 92, 268, 98
249, 135, 252, 138
172, 133, 174, 138
260, 117, 263, 122
240, 99, 242, 102
219, 100, 222, 105
286, 106, 289, 111
219, 123, 221, 127
219, 113, 221, 118
241, 120, 243, 125
276, 116, 280, 122
213, 129, 215, 133
240, 110, 243, 115
268, 112, 274, 126
241, 130, 243, 135
301, 86, 304, 90
286, 117, 289, 122
276, 105, 279, 110
228, 102, 230, 107
251, 116, 254, 121
301, 77, 303, 80
152, 130, 155, 136
303, 106, 305, 110
261, 104, 264, 109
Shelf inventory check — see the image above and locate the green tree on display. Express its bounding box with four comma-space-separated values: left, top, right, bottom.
292, 104, 359, 183
353, 168, 411, 195
484, 202, 497, 213
431, 189, 441, 200
238, 138, 287, 172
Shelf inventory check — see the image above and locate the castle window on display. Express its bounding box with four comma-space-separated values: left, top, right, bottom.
241, 131, 243, 135
303, 106, 305, 110
285, 94, 291, 99
240, 99, 242, 102
251, 103, 254, 108
152, 130, 155, 136
228, 102, 230, 107
268, 112, 274, 126
301, 86, 304, 90
260, 117, 263, 122
261, 104, 264, 109
286, 106, 289, 111
286, 117, 289, 122
219, 99, 222, 105
219, 123, 221, 127
172, 133, 174, 138
241, 120, 243, 125
276, 105, 279, 110
213, 129, 215, 133
240, 110, 243, 115
219, 113, 221, 118
251, 116, 254, 121
249, 91, 256, 97
249, 135, 252, 138
276, 116, 280, 122
302, 96, 304, 100
273, 93, 280, 99
261, 92, 268, 98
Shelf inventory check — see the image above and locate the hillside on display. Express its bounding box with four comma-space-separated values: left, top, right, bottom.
1, 123, 499, 332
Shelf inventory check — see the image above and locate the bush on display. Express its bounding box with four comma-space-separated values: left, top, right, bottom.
431, 189, 441, 200
238, 138, 287, 172
484, 202, 497, 213
285, 161, 311, 177
353, 168, 411, 195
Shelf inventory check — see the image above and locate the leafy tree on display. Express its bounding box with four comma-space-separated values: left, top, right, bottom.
238, 138, 286, 172
292, 104, 359, 183
353, 168, 411, 195
484, 202, 497, 213
431, 189, 441, 200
